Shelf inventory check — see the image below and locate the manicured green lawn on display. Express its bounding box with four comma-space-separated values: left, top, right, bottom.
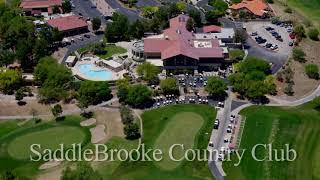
0, 116, 91, 177
78, 44, 127, 59
98, 45, 127, 59
107, 104, 216, 179
154, 112, 204, 170
223, 99, 320, 180
8, 126, 86, 159
286, 0, 320, 28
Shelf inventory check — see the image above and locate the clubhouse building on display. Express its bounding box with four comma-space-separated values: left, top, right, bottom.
133, 15, 234, 71
20, 0, 62, 16
47, 15, 89, 36
230, 0, 271, 18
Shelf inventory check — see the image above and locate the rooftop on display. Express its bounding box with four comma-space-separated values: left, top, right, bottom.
47, 15, 88, 32
144, 14, 224, 60
230, 0, 269, 16
20, 0, 62, 9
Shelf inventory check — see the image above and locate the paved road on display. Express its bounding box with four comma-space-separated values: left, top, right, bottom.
73, 0, 105, 21
136, 0, 160, 8
245, 37, 287, 73
106, 0, 141, 22
219, 18, 288, 74
61, 34, 104, 63
208, 87, 232, 180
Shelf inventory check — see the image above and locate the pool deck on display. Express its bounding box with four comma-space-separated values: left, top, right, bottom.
72, 57, 126, 81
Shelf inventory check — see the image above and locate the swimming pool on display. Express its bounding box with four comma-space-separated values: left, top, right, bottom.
78, 64, 113, 81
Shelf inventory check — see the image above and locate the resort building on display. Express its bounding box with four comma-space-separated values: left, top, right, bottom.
142, 14, 232, 71
47, 15, 89, 36
20, 0, 62, 16
197, 25, 235, 43
229, 0, 271, 18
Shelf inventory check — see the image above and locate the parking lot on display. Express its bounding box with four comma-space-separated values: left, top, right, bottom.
245, 21, 294, 56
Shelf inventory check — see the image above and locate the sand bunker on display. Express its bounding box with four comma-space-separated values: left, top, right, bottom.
39, 160, 62, 170
80, 118, 97, 127
90, 125, 106, 143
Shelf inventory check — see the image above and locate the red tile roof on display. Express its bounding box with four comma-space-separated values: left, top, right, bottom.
144, 15, 224, 61
47, 15, 88, 32
20, 0, 62, 9
203, 25, 221, 33
230, 0, 269, 16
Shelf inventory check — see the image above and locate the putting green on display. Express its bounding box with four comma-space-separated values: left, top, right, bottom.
7, 126, 86, 160
154, 112, 204, 170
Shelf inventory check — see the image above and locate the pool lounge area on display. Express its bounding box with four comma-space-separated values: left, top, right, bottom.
72, 57, 126, 81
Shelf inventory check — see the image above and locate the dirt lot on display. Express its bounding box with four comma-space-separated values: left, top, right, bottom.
94, 109, 124, 142
0, 97, 79, 118
276, 39, 320, 100
267, 1, 320, 100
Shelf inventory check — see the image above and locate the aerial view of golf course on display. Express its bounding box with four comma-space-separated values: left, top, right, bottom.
223, 98, 320, 180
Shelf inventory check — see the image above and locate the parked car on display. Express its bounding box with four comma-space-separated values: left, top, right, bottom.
289, 32, 296, 39
209, 142, 214, 147
214, 119, 219, 129
288, 42, 294, 46
265, 26, 274, 31
251, 31, 258, 36
265, 43, 272, 48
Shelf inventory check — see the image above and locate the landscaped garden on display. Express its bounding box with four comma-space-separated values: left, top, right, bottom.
101, 104, 217, 179
0, 116, 91, 177
78, 43, 127, 59
223, 98, 320, 180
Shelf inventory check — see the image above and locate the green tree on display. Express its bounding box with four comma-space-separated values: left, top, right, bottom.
234, 29, 247, 44
186, 17, 195, 32
205, 10, 224, 24
305, 64, 319, 79
188, 9, 202, 27
0, 68, 22, 94
307, 28, 319, 41
160, 77, 179, 95
91, 17, 101, 32
209, 0, 228, 11
61, 162, 102, 180
229, 56, 273, 100
294, 24, 305, 41
52, 5, 61, 14
175, 2, 186, 12
34, 57, 73, 102
292, 48, 306, 63
120, 105, 134, 124
51, 104, 62, 118
105, 13, 130, 42
229, 49, 245, 61
129, 20, 145, 39
141, 6, 159, 18
125, 84, 152, 108
78, 81, 112, 107
205, 76, 227, 97
136, 62, 160, 82
124, 123, 140, 140
238, 56, 271, 74
62, 0, 72, 13
15, 88, 25, 102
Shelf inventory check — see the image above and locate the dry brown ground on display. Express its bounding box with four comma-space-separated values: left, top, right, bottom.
0, 98, 79, 118
275, 39, 320, 100
93, 109, 124, 142
268, 1, 320, 100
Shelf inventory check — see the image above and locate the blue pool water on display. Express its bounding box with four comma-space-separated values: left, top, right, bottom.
78, 64, 113, 80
